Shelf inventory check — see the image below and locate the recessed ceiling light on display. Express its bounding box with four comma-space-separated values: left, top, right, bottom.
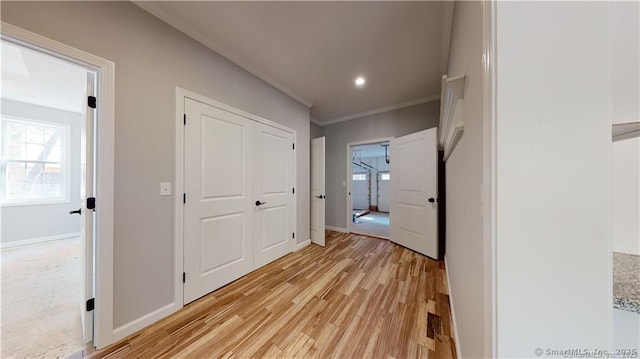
355, 76, 366, 87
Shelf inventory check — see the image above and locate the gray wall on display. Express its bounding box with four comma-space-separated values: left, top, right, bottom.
443, 2, 486, 357
1, 1, 310, 329
310, 122, 323, 139
323, 101, 439, 229
1, 99, 81, 243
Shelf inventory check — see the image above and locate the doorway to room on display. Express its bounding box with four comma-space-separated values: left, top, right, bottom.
348, 140, 391, 239
0, 39, 96, 357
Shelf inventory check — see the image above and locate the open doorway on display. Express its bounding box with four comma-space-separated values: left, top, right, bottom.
349, 140, 391, 239
0, 39, 95, 357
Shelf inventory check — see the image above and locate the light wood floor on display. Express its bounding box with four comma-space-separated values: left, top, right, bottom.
83, 231, 456, 359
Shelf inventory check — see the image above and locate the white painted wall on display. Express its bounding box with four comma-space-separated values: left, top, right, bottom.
443, 2, 486, 357
1, 1, 310, 330
613, 309, 640, 350
496, 2, 611, 356
1, 99, 81, 243
612, 137, 640, 255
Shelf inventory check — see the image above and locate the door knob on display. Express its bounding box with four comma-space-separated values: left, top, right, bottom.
428, 197, 436, 203
255, 200, 267, 206
69, 208, 82, 215
315, 195, 325, 199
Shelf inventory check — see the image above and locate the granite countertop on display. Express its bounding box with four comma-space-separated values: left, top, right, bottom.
613, 252, 640, 314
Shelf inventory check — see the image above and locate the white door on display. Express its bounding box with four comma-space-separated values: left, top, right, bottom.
183, 98, 254, 304
79, 72, 95, 343
377, 172, 390, 212
352, 172, 370, 210
310, 137, 326, 246
253, 123, 295, 267
390, 128, 439, 258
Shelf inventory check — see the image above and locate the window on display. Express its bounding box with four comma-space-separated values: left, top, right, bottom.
1, 118, 70, 205
353, 173, 367, 181
380, 173, 390, 181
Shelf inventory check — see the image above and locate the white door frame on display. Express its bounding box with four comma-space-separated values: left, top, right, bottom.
175, 87, 297, 307
310, 136, 325, 246
481, 1, 498, 357
346, 137, 394, 234
1, 22, 116, 349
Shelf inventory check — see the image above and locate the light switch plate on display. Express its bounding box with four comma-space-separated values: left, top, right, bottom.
160, 182, 171, 196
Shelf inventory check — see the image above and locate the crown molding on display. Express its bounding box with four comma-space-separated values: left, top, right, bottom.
317, 94, 440, 126
310, 117, 323, 126
134, 2, 314, 108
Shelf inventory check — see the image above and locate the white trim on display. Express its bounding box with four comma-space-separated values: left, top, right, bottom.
481, 1, 498, 357
319, 95, 440, 126
0, 117, 72, 206
310, 117, 323, 126
133, 2, 312, 108
177, 88, 298, 134
0, 232, 81, 249
444, 256, 462, 358
174, 88, 186, 319
0, 199, 71, 207
175, 86, 298, 310
325, 226, 347, 233
295, 239, 311, 251
1, 22, 116, 349
439, 74, 466, 161
112, 303, 177, 338
346, 137, 394, 234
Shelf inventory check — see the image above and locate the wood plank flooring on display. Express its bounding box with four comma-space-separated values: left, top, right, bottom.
84, 231, 456, 359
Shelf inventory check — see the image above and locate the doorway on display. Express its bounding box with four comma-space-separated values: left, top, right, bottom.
177, 89, 297, 305
0, 39, 96, 357
348, 139, 392, 239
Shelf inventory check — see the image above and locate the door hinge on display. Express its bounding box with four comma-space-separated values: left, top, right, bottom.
87, 197, 96, 210
86, 298, 95, 311
292, 187, 295, 194
183, 272, 186, 283
88, 96, 96, 109
293, 232, 295, 239
183, 193, 186, 204
292, 143, 295, 150
183, 114, 186, 125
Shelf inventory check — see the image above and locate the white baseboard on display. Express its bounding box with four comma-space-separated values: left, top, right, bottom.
445, 256, 462, 357
1, 232, 81, 249
111, 302, 179, 345
325, 225, 348, 233
295, 239, 311, 251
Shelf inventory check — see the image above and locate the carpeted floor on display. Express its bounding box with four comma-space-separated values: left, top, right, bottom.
1, 237, 85, 358
352, 211, 390, 239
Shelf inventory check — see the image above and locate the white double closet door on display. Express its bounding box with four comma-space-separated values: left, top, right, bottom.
183, 98, 295, 304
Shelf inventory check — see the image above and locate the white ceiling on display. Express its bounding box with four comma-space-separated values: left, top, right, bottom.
1, 40, 87, 113
136, 1, 451, 124
352, 142, 390, 159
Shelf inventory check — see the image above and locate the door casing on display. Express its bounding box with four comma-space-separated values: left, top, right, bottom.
1, 22, 116, 349
175, 88, 297, 309
310, 136, 326, 246
346, 137, 394, 234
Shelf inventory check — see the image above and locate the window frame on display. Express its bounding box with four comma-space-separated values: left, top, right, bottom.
352, 173, 368, 181
0, 116, 72, 207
